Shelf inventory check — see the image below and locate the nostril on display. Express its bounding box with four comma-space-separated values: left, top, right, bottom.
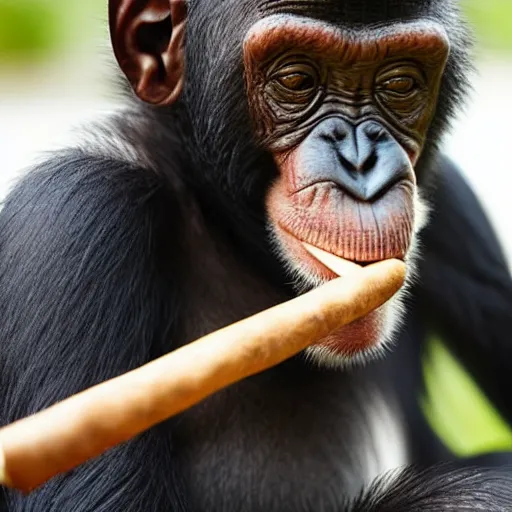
332, 128, 347, 142
320, 130, 347, 147
364, 124, 378, 138
362, 151, 377, 173
321, 130, 347, 144
364, 124, 388, 143
338, 153, 357, 173
320, 133, 335, 144
376, 130, 388, 142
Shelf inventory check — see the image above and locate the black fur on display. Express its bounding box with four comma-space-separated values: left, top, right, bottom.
0, 154, 189, 510
350, 465, 512, 511
1, 0, 512, 510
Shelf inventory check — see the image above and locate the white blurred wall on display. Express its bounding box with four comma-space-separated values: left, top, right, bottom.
443, 62, 512, 264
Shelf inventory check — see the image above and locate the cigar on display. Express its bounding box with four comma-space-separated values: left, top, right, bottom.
0, 254, 405, 493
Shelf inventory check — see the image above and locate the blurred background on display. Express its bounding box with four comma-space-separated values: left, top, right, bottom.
0, 0, 511, 457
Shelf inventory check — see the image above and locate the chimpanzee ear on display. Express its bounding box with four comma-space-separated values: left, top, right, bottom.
109, 0, 187, 105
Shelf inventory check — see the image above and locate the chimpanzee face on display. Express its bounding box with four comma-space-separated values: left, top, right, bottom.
110, 0, 455, 365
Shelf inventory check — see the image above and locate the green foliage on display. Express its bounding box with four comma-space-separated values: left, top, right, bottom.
463, 0, 512, 53
422, 337, 512, 456
0, 0, 105, 62
0, 0, 61, 60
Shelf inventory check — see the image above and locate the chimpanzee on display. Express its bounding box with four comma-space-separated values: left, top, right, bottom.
1, 0, 512, 510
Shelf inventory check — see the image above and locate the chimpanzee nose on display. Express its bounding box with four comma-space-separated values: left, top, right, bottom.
313, 118, 411, 201
328, 121, 377, 173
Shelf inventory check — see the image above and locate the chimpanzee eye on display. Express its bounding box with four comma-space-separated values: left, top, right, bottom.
272, 64, 319, 94
277, 72, 316, 92
382, 76, 417, 95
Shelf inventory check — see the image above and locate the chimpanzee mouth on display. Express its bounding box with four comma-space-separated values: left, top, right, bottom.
267, 183, 430, 367
347, 258, 407, 267
273, 222, 410, 284
267, 224, 414, 367
299, 241, 411, 367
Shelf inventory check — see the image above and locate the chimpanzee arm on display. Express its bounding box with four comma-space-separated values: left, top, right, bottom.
0, 151, 189, 511
416, 157, 512, 426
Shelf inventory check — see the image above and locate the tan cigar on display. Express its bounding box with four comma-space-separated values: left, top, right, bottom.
0, 254, 405, 494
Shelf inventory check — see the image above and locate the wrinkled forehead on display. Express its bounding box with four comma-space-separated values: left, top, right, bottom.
244, 14, 450, 66
255, 0, 435, 24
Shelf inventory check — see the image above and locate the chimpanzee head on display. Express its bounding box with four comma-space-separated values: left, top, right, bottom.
109, 0, 472, 366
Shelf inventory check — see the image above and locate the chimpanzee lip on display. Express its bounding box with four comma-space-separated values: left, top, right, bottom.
275, 224, 407, 282
351, 258, 406, 266
301, 241, 405, 271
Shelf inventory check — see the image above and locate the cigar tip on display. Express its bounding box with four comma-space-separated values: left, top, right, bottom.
366, 258, 407, 286
378, 258, 407, 278
301, 242, 362, 277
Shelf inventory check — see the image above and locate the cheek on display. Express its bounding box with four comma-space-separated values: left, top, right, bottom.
266, 177, 338, 282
